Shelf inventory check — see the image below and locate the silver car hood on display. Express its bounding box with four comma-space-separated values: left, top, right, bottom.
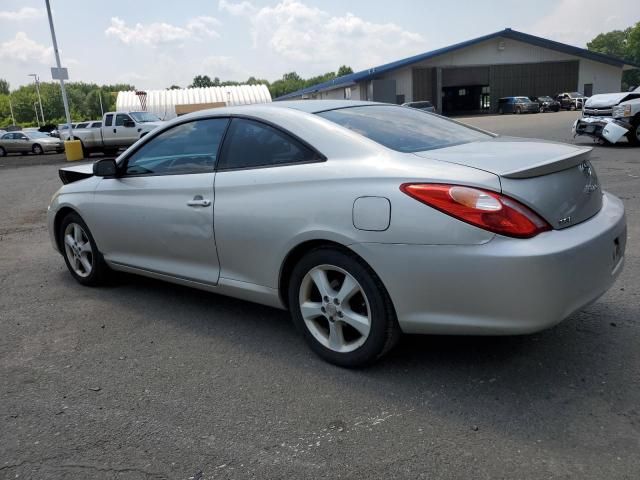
585, 92, 640, 108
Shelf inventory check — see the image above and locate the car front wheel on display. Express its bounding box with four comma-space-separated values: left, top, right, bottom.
0, 146, 6, 157
32, 144, 43, 155
628, 120, 640, 146
59, 212, 109, 286
288, 247, 400, 367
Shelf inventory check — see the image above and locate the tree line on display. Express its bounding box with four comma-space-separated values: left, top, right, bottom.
0, 82, 134, 128
0, 66, 354, 128
586, 21, 640, 90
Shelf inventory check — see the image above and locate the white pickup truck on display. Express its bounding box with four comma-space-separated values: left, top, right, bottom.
573, 87, 640, 145
60, 111, 164, 156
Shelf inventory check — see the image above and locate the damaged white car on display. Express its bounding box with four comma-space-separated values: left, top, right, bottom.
573, 87, 640, 145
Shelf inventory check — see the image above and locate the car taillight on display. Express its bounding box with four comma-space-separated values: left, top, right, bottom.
400, 184, 551, 238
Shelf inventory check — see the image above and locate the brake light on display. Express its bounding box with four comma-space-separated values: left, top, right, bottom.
400, 184, 551, 238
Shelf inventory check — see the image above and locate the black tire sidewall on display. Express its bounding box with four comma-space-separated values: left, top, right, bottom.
0, 146, 5, 157
288, 248, 396, 367
59, 212, 106, 286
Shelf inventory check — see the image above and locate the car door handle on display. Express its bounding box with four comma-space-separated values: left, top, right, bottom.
187, 196, 211, 207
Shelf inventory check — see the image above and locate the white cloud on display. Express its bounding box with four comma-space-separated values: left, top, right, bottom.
105, 16, 220, 46
0, 32, 52, 64
526, 0, 640, 47
218, 0, 426, 70
202, 55, 247, 79
0, 7, 44, 21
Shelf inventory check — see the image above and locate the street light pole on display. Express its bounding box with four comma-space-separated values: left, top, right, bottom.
29, 73, 45, 124
45, 0, 73, 140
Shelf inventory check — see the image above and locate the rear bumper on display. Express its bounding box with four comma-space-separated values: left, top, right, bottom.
351, 192, 626, 335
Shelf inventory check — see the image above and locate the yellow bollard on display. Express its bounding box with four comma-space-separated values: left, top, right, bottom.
64, 140, 84, 162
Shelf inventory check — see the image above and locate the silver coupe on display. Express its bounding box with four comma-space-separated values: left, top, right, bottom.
47, 101, 627, 366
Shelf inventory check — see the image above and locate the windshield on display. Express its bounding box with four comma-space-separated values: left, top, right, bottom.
568, 92, 583, 98
130, 112, 160, 123
27, 131, 50, 138
317, 105, 491, 153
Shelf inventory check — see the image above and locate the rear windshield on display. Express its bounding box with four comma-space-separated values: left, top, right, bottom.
317, 105, 491, 152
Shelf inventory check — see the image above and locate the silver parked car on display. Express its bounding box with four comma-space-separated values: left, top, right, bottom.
47, 101, 626, 366
0, 130, 64, 156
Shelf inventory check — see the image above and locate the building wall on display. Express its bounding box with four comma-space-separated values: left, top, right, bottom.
578, 59, 622, 94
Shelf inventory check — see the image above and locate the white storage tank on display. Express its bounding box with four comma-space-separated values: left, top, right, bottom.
116, 84, 272, 120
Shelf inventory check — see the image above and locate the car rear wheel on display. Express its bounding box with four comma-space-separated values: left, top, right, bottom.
59, 212, 109, 286
32, 144, 43, 155
288, 247, 400, 367
0, 146, 6, 157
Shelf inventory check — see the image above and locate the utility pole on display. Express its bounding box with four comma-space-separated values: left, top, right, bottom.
34, 103, 41, 127
8, 96, 16, 125
98, 91, 104, 116
29, 73, 45, 124
45, 0, 73, 140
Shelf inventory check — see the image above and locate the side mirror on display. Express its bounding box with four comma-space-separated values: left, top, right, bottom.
123, 120, 135, 128
93, 158, 118, 177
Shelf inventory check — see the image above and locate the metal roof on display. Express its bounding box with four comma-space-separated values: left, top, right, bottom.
276, 28, 640, 100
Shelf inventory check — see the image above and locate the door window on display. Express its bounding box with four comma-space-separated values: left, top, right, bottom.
104, 114, 113, 127
115, 114, 132, 127
217, 118, 320, 170
125, 118, 228, 176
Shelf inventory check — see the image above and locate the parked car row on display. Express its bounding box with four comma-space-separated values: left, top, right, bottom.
0, 130, 64, 157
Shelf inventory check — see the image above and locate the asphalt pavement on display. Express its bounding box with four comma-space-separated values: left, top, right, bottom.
1, 111, 639, 479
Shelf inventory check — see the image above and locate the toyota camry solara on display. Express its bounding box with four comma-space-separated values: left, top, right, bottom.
48, 100, 627, 367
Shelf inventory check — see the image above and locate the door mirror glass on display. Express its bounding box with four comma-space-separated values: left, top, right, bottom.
93, 158, 118, 177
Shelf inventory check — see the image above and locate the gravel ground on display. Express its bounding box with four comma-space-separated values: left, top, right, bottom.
1, 111, 639, 479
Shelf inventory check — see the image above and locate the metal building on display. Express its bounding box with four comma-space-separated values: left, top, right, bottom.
276, 28, 639, 114
116, 84, 272, 120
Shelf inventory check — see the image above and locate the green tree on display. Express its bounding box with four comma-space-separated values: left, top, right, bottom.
190, 75, 214, 88
0, 79, 9, 95
587, 22, 640, 90
336, 65, 354, 77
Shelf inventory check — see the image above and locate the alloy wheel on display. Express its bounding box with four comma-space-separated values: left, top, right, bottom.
298, 265, 371, 353
63, 223, 93, 278
33, 144, 43, 155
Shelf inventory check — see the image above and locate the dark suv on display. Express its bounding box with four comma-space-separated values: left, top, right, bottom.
530, 96, 560, 112
497, 97, 540, 114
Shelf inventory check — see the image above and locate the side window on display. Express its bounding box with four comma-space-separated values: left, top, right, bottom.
125, 118, 228, 176
1, 133, 11, 139
104, 114, 113, 127
218, 118, 319, 170
115, 114, 131, 126
92, 122, 102, 128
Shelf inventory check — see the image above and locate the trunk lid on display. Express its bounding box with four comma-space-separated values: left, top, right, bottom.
413, 137, 603, 230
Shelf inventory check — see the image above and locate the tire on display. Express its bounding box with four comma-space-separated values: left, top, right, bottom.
627, 120, 640, 146
288, 247, 400, 367
32, 143, 43, 155
498, 108, 503, 115
569, 104, 576, 111
58, 212, 109, 286
539, 106, 544, 113
515, 107, 521, 115
0, 146, 5, 157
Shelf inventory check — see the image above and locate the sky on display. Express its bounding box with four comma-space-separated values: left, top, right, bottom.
1, 0, 639, 91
